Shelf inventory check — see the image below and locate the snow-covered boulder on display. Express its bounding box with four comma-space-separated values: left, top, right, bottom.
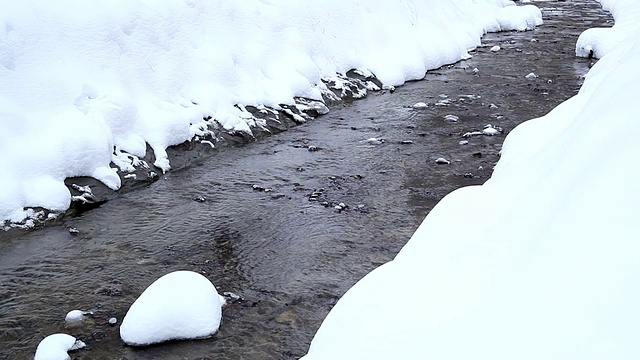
120, 271, 224, 346
34, 334, 85, 360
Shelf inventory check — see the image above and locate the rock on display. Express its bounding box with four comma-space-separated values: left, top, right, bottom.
435, 158, 450, 165
444, 114, 459, 122
120, 271, 224, 346
222, 291, 244, 303
308, 145, 319, 152
412, 102, 428, 109
459, 140, 469, 145
68, 227, 80, 235
34, 334, 86, 360
525, 72, 538, 79
482, 124, 502, 136
490, 45, 501, 52
193, 196, 207, 203
108, 317, 118, 326
400, 140, 413, 145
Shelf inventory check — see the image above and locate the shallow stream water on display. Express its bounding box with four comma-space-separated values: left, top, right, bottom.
0, 1, 611, 359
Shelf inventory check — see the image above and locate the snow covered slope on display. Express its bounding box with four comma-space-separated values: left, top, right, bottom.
0, 0, 541, 226
303, 2, 640, 359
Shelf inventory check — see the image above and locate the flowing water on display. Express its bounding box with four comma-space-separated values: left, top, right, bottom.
0, 2, 611, 359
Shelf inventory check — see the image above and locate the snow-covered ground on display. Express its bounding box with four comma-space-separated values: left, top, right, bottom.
303, 1, 640, 359
0, 0, 541, 228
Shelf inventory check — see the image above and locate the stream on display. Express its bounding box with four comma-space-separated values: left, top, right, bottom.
0, 1, 611, 359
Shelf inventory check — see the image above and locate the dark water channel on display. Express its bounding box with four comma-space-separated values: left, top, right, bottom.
0, 2, 611, 359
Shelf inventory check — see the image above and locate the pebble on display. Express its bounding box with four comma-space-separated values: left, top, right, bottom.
68, 227, 80, 235
459, 140, 469, 145
525, 72, 538, 79
400, 140, 413, 145
490, 45, 501, 52
308, 145, 319, 152
193, 196, 207, 203
108, 317, 118, 326
435, 157, 450, 165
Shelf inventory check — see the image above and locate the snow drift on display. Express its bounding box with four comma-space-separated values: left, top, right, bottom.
303, 2, 640, 359
0, 0, 541, 226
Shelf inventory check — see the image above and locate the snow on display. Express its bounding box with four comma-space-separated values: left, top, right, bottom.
303, 2, 640, 359
1, 0, 542, 225
64, 310, 85, 325
34, 334, 85, 360
119, 270, 224, 346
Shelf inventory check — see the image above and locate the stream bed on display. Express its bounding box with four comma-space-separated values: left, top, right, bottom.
0, 1, 611, 359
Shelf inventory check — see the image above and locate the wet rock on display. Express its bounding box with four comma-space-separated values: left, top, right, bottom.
435, 158, 450, 165
222, 291, 244, 303
275, 309, 297, 326
472, 152, 483, 158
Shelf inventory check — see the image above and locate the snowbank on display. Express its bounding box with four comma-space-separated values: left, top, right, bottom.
576, 0, 640, 58
34, 333, 85, 360
0, 0, 541, 225
120, 271, 224, 346
303, 2, 640, 359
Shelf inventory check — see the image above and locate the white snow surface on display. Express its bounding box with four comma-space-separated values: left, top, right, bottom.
34, 333, 86, 360
119, 270, 224, 346
303, 2, 640, 360
0, 0, 542, 224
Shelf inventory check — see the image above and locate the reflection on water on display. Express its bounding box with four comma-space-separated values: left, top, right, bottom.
0, 2, 609, 359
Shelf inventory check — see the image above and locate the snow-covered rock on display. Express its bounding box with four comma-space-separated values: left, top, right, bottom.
64, 310, 89, 325
34, 334, 85, 360
412, 102, 428, 109
120, 271, 224, 346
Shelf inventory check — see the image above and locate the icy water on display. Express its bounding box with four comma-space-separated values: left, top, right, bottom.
0, 2, 611, 359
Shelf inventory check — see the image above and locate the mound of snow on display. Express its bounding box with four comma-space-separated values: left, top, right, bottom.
576, 0, 640, 58
302, 2, 640, 359
0, 0, 543, 225
120, 271, 224, 346
34, 334, 85, 360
